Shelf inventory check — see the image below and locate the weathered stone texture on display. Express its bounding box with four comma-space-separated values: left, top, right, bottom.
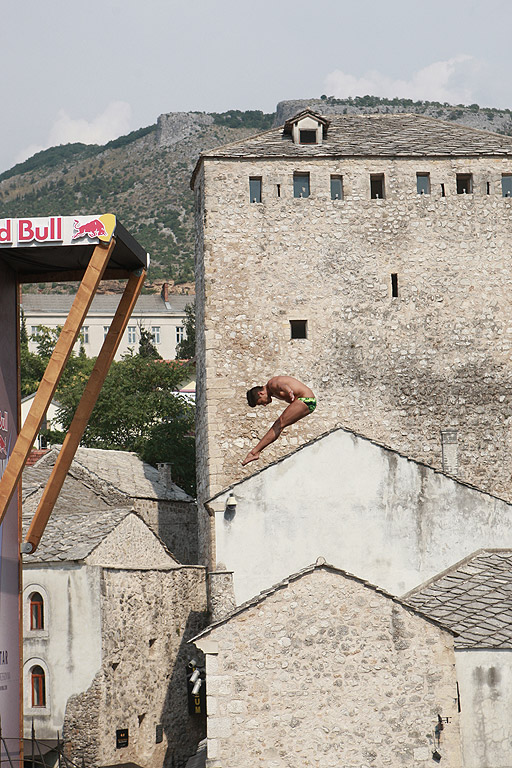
195, 567, 462, 768
63, 566, 208, 768
196, 154, 512, 505
98, 567, 207, 768
63, 674, 102, 767
207, 571, 236, 621
134, 498, 198, 564
194, 166, 214, 566
86, 514, 179, 568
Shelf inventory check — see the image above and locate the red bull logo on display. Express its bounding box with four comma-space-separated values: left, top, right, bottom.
72, 218, 108, 240
0, 218, 62, 244
0, 435, 6, 456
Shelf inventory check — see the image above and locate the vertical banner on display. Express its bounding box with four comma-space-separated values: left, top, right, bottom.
0, 260, 21, 765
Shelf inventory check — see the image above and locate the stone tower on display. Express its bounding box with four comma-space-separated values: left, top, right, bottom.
192, 109, 512, 560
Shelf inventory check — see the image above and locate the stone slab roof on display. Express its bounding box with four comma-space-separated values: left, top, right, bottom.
190, 558, 454, 643
32, 447, 192, 502
23, 460, 122, 516
195, 113, 512, 164
22, 506, 133, 562
21, 293, 192, 315
403, 550, 512, 649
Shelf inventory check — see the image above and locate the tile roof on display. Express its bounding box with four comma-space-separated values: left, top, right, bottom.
21, 293, 192, 315
190, 558, 454, 643
403, 550, 512, 649
196, 113, 512, 162
22, 506, 133, 562
30, 447, 192, 502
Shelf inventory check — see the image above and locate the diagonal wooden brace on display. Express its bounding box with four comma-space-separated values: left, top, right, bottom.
24, 268, 146, 552
0, 239, 115, 529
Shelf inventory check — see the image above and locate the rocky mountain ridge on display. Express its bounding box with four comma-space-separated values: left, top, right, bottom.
1, 98, 511, 293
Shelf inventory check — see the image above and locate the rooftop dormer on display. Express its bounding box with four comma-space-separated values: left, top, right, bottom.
283, 108, 330, 145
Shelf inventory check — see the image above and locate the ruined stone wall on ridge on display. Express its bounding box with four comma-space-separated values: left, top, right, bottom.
195, 154, 512, 505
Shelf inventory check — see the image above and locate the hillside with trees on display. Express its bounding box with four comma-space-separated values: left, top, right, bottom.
2, 98, 511, 291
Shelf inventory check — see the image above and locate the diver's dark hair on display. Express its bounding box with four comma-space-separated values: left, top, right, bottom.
246, 386, 263, 407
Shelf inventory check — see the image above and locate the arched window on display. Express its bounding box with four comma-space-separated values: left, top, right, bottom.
31, 666, 46, 707
30, 593, 44, 630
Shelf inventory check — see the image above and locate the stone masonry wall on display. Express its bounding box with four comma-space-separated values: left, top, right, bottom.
196, 567, 462, 768
194, 166, 215, 565
196, 154, 512, 504
86, 513, 180, 568
63, 566, 208, 768
134, 499, 199, 565
96, 566, 208, 768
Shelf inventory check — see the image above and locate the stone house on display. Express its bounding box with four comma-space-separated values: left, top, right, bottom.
192, 561, 462, 768
31, 446, 198, 564
192, 109, 512, 513
22, 449, 207, 768
205, 425, 512, 603
404, 549, 512, 768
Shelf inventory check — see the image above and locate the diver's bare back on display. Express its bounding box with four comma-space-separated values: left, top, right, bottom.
267, 376, 314, 402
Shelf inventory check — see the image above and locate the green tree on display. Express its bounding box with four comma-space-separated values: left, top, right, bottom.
19, 315, 46, 398
56, 354, 196, 494
176, 303, 195, 360
139, 327, 162, 359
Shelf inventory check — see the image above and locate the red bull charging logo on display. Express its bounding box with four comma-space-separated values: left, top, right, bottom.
72, 218, 108, 240
71, 214, 116, 243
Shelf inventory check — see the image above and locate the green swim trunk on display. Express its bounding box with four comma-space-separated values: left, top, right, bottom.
297, 397, 317, 413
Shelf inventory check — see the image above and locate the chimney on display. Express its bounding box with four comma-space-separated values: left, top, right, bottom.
441, 430, 458, 475
161, 282, 169, 303
157, 462, 172, 489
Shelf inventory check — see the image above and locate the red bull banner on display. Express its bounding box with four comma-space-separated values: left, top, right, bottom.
0, 214, 116, 247
0, 260, 21, 764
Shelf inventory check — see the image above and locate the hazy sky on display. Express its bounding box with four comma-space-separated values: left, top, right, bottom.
2, 0, 511, 173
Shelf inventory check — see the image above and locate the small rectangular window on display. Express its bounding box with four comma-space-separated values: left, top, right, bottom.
299, 129, 317, 144
176, 326, 184, 343
152, 326, 161, 344
391, 273, 398, 298
128, 326, 136, 344
290, 320, 307, 339
81, 326, 89, 344
416, 173, 430, 195
330, 175, 343, 200
441, 183, 446, 197
103, 325, 110, 340
293, 173, 310, 198
502, 174, 512, 197
276, 184, 281, 198
370, 174, 385, 199
456, 174, 473, 194
249, 177, 262, 203
31, 326, 39, 337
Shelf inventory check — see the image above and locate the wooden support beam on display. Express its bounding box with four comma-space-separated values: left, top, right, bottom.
24, 268, 146, 552
0, 240, 115, 529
